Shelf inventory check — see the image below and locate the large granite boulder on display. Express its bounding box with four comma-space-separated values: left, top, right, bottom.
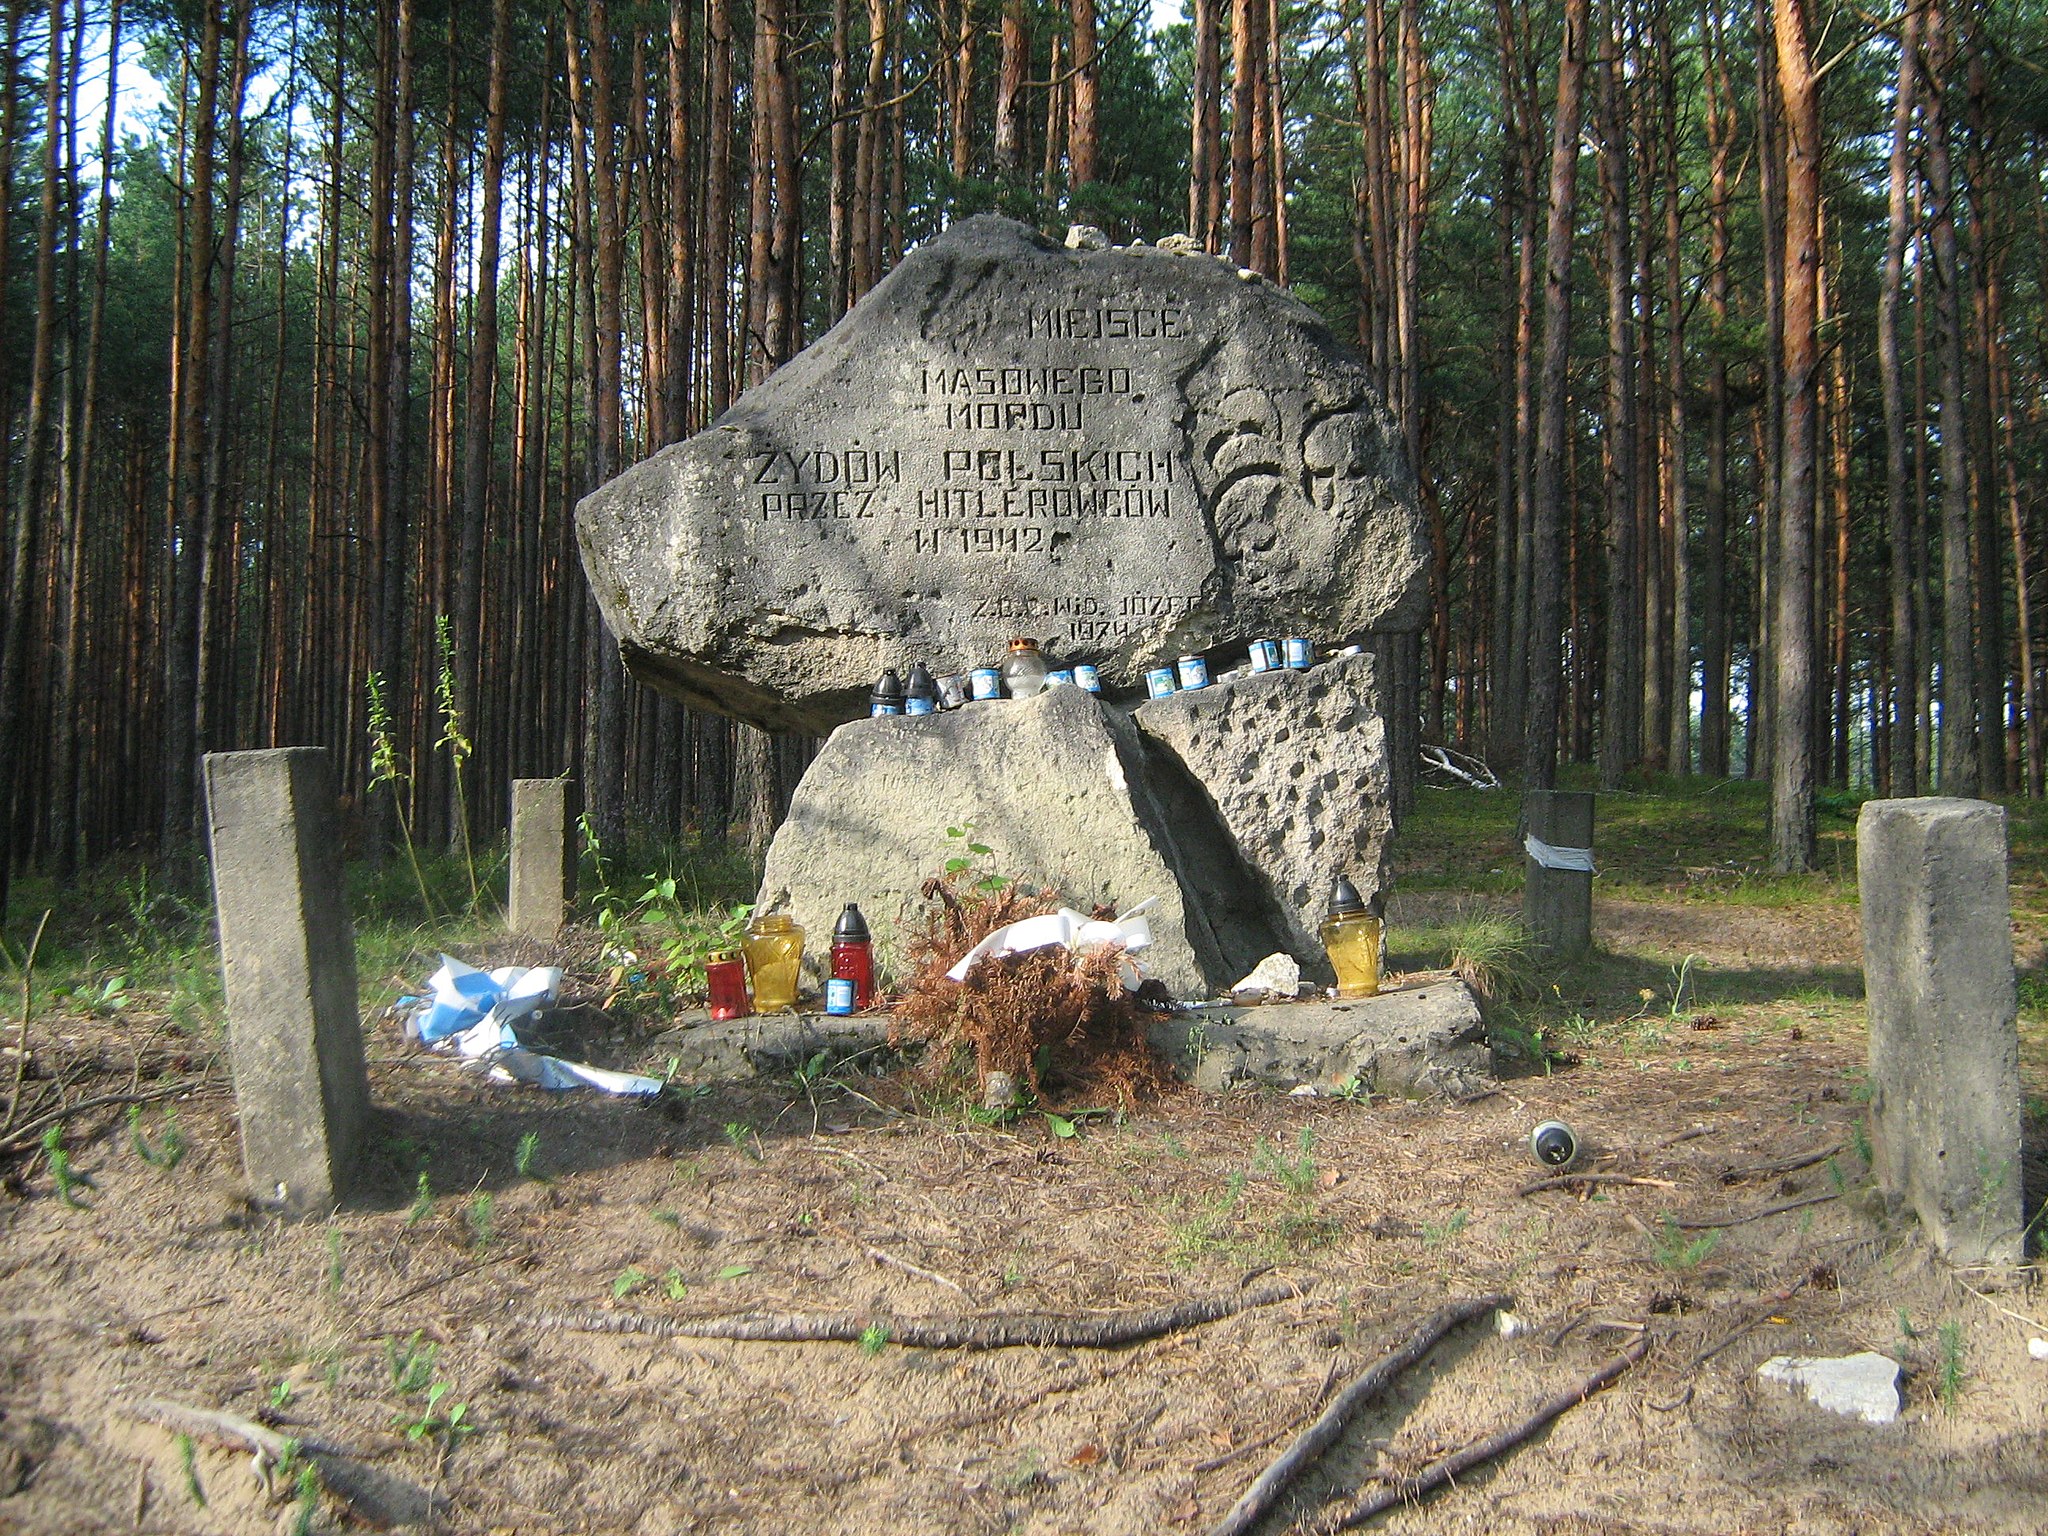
1135, 651, 1393, 976
577, 216, 1427, 734
755, 685, 1295, 998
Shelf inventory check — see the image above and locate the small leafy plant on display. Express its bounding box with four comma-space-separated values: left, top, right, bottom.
465, 1192, 494, 1250
858, 1323, 889, 1356
399, 1380, 473, 1446
387, 1332, 438, 1395
612, 1266, 650, 1300
128, 1105, 187, 1169
406, 1170, 433, 1227
41, 1126, 84, 1207
1420, 1208, 1470, 1250
1252, 1128, 1319, 1196
1937, 1318, 1965, 1412
514, 1131, 541, 1181
1652, 1215, 1721, 1272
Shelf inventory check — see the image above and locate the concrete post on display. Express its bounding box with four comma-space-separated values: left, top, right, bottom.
1522, 789, 1594, 955
203, 749, 370, 1218
508, 778, 576, 938
1857, 797, 2024, 1266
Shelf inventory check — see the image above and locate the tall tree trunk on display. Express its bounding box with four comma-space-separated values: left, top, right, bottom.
1879, 4, 1918, 794
994, 0, 1027, 183
1598, 2, 1637, 789
1924, 0, 1977, 796
1699, 0, 1732, 777
1521, 0, 1588, 794
1069, 0, 1098, 199
1769, 0, 1819, 871
1191, 0, 1223, 247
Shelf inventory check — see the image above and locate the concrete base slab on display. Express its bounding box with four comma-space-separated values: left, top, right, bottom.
650, 974, 1492, 1099
1150, 977, 1490, 1097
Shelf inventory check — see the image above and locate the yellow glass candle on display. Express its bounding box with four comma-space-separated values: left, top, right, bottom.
1321, 874, 1380, 999
741, 912, 806, 1012
1320, 912, 1382, 999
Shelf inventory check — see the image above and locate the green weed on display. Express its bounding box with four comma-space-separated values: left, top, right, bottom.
127, 1105, 187, 1169
1850, 1118, 1873, 1167
1652, 1216, 1721, 1272
398, 1380, 473, 1447
663, 1268, 688, 1301
405, 1171, 433, 1227
324, 1228, 346, 1297
1252, 1127, 1318, 1196
1937, 1318, 1965, 1412
1420, 1209, 1470, 1249
858, 1323, 890, 1356
514, 1131, 541, 1181
176, 1431, 204, 1506
290, 1463, 321, 1536
464, 1192, 494, 1250
722, 1122, 761, 1161
1163, 1173, 1245, 1269
386, 1332, 438, 1395
41, 1126, 85, 1207
612, 1266, 649, 1299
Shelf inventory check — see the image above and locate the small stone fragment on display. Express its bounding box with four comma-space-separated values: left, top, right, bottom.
1756, 1353, 1901, 1424
983, 1071, 1021, 1110
2029, 1337, 2048, 1361
1495, 1310, 1527, 1340
1156, 232, 1201, 253
1063, 223, 1108, 250
1231, 952, 1303, 1001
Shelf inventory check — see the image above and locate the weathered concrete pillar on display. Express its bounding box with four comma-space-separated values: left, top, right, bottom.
1857, 797, 2024, 1266
203, 748, 370, 1218
1522, 790, 1594, 955
508, 778, 576, 938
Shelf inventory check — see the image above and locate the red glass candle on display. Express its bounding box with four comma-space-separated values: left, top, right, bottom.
831, 904, 874, 1009
705, 950, 751, 1021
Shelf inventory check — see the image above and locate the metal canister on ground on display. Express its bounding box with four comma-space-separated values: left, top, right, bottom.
936, 674, 969, 710
1145, 667, 1178, 699
1529, 1120, 1579, 1168
1046, 669, 1075, 687
1249, 639, 1279, 673
1177, 655, 1210, 690
969, 667, 1003, 701
824, 978, 856, 1015
1074, 664, 1102, 694
1284, 636, 1314, 670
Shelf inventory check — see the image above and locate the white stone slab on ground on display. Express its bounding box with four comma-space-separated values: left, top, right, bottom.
1756, 1352, 1901, 1424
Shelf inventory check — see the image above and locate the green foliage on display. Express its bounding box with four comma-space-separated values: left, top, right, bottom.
1420, 1209, 1470, 1250
387, 1332, 438, 1395
1252, 1127, 1318, 1197
176, 1432, 204, 1506
127, 1105, 187, 1169
1937, 1319, 1965, 1412
433, 615, 482, 912
406, 1170, 433, 1227
365, 670, 434, 919
612, 1266, 649, 1299
858, 1323, 890, 1356
722, 1121, 761, 1161
465, 1192, 494, 1249
1652, 1216, 1721, 1273
41, 1127, 84, 1208
514, 1131, 541, 1181
325, 1228, 346, 1298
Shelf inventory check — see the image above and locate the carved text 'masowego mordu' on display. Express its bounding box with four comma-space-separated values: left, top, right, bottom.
575, 215, 1429, 735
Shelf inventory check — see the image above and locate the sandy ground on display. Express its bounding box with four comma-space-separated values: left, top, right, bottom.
2, 896, 2045, 1535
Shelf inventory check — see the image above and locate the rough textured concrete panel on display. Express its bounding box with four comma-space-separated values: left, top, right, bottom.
1134, 651, 1393, 975
754, 684, 1293, 999
1148, 980, 1490, 1098
204, 749, 370, 1218
576, 215, 1426, 735
1857, 796, 2023, 1266
1523, 789, 1594, 955
508, 778, 576, 939
649, 979, 1490, 1099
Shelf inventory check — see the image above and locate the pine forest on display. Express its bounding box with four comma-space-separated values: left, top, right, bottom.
3, 0, 2045, 910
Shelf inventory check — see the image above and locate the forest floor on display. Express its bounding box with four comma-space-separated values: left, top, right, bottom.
3, 774, 2048, 1535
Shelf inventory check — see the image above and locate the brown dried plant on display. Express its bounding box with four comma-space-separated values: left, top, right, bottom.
889, 870, 1172, 1110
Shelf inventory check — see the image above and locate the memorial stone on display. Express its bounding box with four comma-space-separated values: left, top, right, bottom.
1856, 797, 2025, 1266
203, 748, 370, 1218
577, 215, 1428, 735
508, 778, 576, 939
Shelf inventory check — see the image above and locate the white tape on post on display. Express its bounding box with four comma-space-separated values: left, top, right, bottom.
1524, 833, 1596, 874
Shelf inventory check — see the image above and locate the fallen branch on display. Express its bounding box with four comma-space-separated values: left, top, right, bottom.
1718, 1144, 1841, 1183
1518, 1172, 1676, 1197
1324, 1334, 1652, 1530
0, 1080, 210, 1156
120, 1398, 437, 1528
2, 910, 52, 1135
864, 1242, 973, 1300
1205, 1292, 1507, 1536
1668, 1192, 1839, 1231
522, 1279, 1305, 1351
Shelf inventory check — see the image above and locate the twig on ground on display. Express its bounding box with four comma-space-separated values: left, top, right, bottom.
863, 1242, 973, 1300
1323, 1335, 1652, 1531
1657, 1126, 1717, 1149
1518, 1172, 1677, 1197
1718, 1144, 1842, 1182
3, 910, 52, 1135
121, 1398, 438, 1528
1205, 1292, 1507, 1536
1192, 1424, 1293, 1475
0, 1080, 210, 1157
1953, 1275, 2048, 1334
1670, 1273, 1815, 1376
1668, 1192, 1839, 1230
523, 1279, 1306, 1351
